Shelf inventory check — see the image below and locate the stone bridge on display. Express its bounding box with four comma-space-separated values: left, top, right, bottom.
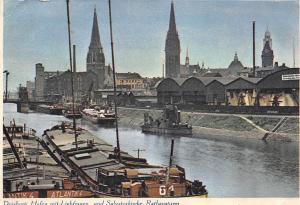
4, 98, 54, 112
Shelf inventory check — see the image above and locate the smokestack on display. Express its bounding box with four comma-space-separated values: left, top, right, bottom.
252, 21, 256, 77
293, 37, 295, 68
73, 45, 76, 73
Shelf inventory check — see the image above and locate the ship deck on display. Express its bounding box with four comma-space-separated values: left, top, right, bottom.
43, 127, 154, 185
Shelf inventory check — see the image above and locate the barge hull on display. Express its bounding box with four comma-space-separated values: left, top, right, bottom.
141, 126, 192, 135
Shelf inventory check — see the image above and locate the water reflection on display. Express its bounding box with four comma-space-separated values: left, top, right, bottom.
3, 103, 298, 197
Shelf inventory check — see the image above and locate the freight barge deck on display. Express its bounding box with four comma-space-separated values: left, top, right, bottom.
3, 123, 94, 198
40, 124, 208, 197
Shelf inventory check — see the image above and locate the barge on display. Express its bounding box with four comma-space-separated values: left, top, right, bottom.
142, 105, 192, 136
36, 104, 63, 115
39, 124, 207, 197
3, 123, 94, 198
81, 108, 116, 125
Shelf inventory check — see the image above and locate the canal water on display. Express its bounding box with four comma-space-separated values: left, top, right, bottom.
3, 103, 298, 197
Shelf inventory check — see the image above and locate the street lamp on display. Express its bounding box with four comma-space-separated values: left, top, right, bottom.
3, 70, 10, 102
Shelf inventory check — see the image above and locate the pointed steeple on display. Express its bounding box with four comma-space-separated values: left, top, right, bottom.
89, 7, 102, 50
185, 47, 190, 66
165, 1, 181, 78
87, 7, 105, 71
168, 1, 177, 33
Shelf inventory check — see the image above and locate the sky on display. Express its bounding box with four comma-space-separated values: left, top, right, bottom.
3, 0, 299, 90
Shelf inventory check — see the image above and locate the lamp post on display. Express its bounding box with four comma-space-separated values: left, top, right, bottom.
3, 70, 9, 102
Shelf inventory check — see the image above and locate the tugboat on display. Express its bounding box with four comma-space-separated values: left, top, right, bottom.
141, 105, 192, 135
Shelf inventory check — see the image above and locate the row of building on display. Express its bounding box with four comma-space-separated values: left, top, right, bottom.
156, 68, 299, 107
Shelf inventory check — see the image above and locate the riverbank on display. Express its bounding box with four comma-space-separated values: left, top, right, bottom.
117, 107, 299, 142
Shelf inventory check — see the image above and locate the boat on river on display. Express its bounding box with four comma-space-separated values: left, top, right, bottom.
40, 124, 207, 198
81, 108, 116, 125
3, 123, 94, 198
36, 104, 64, 115
141, 105, 192, 136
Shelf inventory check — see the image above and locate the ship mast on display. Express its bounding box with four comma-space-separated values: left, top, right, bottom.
108, 0, 121, 162
66, 0, 78, 150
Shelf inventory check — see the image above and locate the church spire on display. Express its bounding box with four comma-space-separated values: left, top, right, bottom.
185, 47, 190, 66
89, 7, 102, 51
165, 1, 181, 78
87, 7, 105, 71
168, 1, 177, 33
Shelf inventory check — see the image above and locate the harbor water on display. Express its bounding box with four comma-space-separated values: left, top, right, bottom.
3, 103, 298, 197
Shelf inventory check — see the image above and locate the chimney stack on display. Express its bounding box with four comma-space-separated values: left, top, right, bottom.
252, 21, 256, 77
73, 45, 76, 73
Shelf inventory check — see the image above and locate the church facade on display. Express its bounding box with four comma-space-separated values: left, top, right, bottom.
35, 8, 113, 102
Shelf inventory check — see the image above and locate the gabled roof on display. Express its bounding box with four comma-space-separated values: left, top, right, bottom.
205, 77, 238, 86
154, 77, 187, 89
225, 77, 262, 90
203, 72, 222, 77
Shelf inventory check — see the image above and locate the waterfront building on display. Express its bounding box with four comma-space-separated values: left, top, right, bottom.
206, 78, 236, 105
225, 77, 261, 106
156, 68, 299, 107
256, 68, 299, 106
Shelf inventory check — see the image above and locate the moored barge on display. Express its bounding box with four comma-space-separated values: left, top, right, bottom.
3, 123, 94, 198
81, 108, 116, 125
39, 124, 207, 197
36, 104, 63, 115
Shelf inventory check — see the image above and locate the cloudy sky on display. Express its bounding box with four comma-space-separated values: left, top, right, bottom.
3, 0, 299, 90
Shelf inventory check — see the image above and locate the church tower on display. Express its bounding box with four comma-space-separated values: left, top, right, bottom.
185, 48, 190, 66
87, 8, 105, 72
165, 1, 181, 78
261, 29, 274, 67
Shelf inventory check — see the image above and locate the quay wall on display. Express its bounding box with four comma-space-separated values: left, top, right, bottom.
117, 107, 299, 142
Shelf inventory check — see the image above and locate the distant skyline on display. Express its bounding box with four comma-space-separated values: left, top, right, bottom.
3, 0, 299, 90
